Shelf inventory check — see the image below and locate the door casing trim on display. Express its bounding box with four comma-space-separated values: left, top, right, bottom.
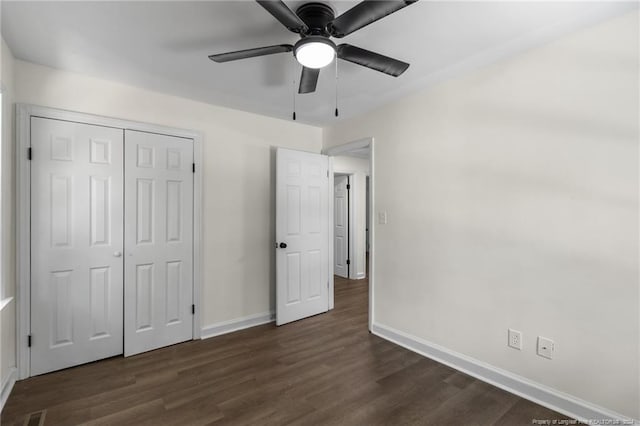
16, 104, 204, 379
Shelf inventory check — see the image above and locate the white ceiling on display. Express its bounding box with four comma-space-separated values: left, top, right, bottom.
1, 1, 636, 126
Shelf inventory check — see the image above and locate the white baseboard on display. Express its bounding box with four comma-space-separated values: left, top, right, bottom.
355, 272, 366, 280
372, 323, 636, 424
1, 367, 16, 412
201, 311, 275, 340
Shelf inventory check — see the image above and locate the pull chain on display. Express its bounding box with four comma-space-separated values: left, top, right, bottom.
292, 58, 297, 121
334, 55, 339, 117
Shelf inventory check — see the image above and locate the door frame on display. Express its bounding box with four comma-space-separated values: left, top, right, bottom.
332, 172, 355, 279
16, 104, 204, 379
323, 137, 374, 330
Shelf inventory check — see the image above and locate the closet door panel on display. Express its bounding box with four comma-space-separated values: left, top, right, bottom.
30, 117, 124, 376
124, 130, 194, 356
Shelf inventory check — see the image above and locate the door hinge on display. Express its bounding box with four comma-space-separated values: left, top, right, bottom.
191, 304, 195, 315
326, 170, 329, 178
346, 184, 351, 190
192, 163, 195, 173
27, 147, 32, 160
28, 335, 32, 347
346, 259, 351, 265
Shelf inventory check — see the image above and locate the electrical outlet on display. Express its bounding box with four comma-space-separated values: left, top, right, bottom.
537, 336, 554, 359
508, 328, 522, 350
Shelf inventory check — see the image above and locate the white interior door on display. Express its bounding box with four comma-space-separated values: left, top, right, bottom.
30, 117, 124, 376
276, 148, 329, 326
334, 175, 349, 278
124, 130, 194, 356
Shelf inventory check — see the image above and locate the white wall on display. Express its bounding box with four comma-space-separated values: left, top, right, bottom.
324, 11, 639, 420
13, 60, 322, 328
333, 155, 369, 279
0, 36, 17, 403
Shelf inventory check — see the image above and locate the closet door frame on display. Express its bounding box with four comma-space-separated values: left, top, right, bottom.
16, 104, 204, 379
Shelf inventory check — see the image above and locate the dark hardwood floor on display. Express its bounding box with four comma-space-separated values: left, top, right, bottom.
2, 275, 569, 425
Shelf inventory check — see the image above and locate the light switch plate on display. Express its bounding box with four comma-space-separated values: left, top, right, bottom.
378, 211, 387, 224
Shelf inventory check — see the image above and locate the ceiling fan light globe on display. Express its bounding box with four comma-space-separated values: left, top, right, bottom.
294, 37, 336, 69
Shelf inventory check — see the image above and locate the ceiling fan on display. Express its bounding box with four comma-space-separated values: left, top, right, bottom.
209, 0, 419, 94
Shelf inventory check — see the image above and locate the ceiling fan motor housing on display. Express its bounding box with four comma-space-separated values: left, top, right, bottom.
295, 3, 335, 36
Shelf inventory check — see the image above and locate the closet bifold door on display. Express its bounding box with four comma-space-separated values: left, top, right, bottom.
30, 117, 124, 376
123, 130, 194, 356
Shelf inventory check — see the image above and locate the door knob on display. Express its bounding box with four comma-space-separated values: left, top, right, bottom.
113, 251, 122, 257
279, 243, 287, 249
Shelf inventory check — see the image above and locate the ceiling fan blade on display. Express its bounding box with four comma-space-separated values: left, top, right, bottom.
328, 0, 418, 38
337, 44, 409, 77
209, 44, 293, 63
256, 1, 309, 33
299, 67, 320, 94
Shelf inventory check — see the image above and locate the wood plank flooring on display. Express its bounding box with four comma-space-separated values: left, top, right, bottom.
2, 275, 569, 425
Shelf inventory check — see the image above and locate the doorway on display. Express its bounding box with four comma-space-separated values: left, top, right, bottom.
324, 138, 374, 330
333, 173, 350, 279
